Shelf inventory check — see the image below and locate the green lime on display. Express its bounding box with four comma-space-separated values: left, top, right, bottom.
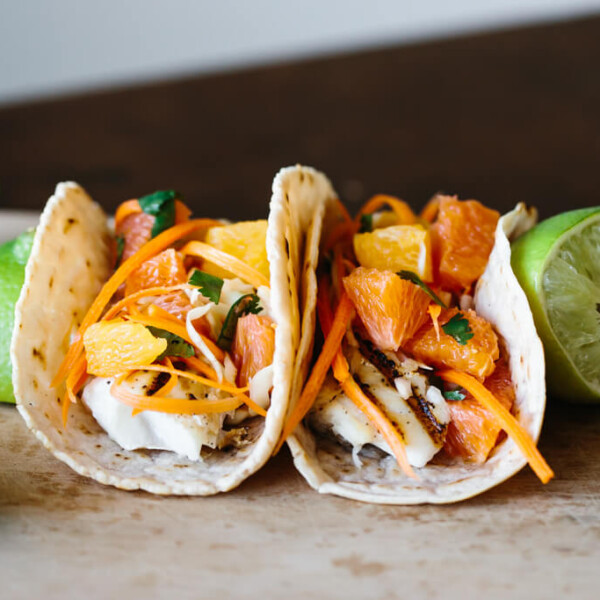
0, 230, 35, 403
511, 207, 600, 403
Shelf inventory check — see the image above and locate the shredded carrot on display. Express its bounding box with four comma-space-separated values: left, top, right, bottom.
338, 376, 416, 479
323, 221, 358, 253
315, 277, 415, 479
114, 199, 142, 229
62, 355, 87, 426
147, 303, 185, 324
356, 194, 417, 226
180, 355, 219, 380
154, 358, 179, 396
115, 199, 191, 230
180, 241, 270, 289
126, 312, 225, 362
428, 304, 442, 341
275, 292, 355, 450
334, 198, 353, 224
124, 364, 247, 394
111, 378, 243, 415
103, 284, 194, 321
175, 355, 266, 415
53, 219, 222, 388
420, 196, 440, 223
174, 200, 192, 224
437, 369, 554, 483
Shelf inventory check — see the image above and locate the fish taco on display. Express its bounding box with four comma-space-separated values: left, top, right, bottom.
283, 192, 553, 504
13, 165, 336, 494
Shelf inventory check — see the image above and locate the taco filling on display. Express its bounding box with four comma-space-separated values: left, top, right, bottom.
54, 191, 275, 460
282, 194, 553, 491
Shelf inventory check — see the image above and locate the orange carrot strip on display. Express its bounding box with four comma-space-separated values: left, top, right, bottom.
154, 358, 179, 397
124, 364, 248, 394
174, 200, 192, 224
180, 355, 219, 380
437, 369, 554, 484
323, 221, 358, 253
53, 219, 222, 387
276, 292, 355, 449
420, 196, 440, 223
175, 357, 266, 416
147, 303, 184, 324
62, 355, 87, 426
338, 376, 416, 479
114, 199, 142, 229
103, 284, 194, 321
115, 199, 191, 230
126, 313, 225, 362
428, 304, 442, 341
180, 241, 270, 289
317, 278, 415, 479
355, 194, 417, 226
334, 198, 353, 224
111, 379, 243, 415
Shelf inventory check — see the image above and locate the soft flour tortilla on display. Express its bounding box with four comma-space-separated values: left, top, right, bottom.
287, 203, 547, 504
13, 167, 331, 495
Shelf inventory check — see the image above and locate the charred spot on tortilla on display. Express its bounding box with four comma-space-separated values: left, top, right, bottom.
63, 217, 78, 233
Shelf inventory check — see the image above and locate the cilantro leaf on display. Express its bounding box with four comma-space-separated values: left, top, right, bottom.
217, 294, 262, 351
147, 326, 194, 361
359, 213, 373, 233
115, 234, 125, 267
441, 312, 474, 345
443, 389, 466, 401
138, 190, 180, 238
397, 270, 448, 308
189, 269, 224, 304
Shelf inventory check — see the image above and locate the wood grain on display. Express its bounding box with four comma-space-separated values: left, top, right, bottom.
1, 399, 599, 600
0, 16, 599, 219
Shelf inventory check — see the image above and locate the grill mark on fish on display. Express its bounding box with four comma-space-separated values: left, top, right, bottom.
405, 394, 447, 446
146, 372, 171, 397
356, 335, 401, 384
356, 334, 447, 445
354, 376, 407, 443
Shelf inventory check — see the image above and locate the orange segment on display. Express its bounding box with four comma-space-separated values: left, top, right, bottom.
431, 196, 499, 291
406, 307, 499, 379
204, 220, 269, 281
343, 267, 431, 351
232, 314, 275, 387
83, 319, 167, 377
353, 224, 433, 282
125, 248, 188, 296
443, 358, 515, 462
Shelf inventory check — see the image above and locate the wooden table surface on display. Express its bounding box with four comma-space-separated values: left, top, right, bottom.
1, 15, 600, 600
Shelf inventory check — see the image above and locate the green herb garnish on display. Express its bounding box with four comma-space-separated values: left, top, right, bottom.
138, 190, 180, 238
443, 389, 466, 401
359, 213, 373, 233
216, 294, 262, 351
115, 234, 125, 267
147, 326, 194, 361
441, 312, 474, 345
189, 269, 224, 304
397, 270, 448, 308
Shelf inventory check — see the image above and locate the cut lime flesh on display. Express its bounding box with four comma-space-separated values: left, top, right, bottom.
512, 207, 600, 403
543, 218, 600, 394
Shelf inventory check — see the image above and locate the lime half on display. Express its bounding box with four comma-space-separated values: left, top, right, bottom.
512, 207, 600, 403
0, 230, 35, 403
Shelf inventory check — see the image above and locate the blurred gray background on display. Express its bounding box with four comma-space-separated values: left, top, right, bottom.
1, 0, 599, 105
